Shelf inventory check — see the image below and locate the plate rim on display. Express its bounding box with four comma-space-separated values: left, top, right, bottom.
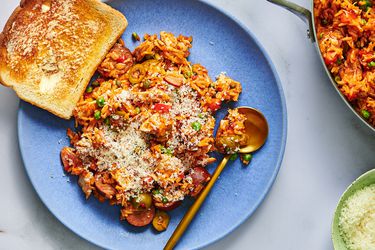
17, 0, 288, 249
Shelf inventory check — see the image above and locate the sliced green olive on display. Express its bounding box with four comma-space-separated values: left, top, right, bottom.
143, 80, 151, 89
217, 135, 241, 149
129, 64, 146, 84
135, 107, 141, 114
152, 210, 170, 232
132, 193, 152, 209
132, 32, 141, 41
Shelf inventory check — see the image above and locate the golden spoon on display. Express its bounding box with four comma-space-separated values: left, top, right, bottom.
164, 107, 269, 250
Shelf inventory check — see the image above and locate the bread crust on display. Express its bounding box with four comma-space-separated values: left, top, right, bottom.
0, 5, 23, 87
0, 0, 128, 119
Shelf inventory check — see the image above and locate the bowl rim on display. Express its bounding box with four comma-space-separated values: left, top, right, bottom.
331, 168, 375, 250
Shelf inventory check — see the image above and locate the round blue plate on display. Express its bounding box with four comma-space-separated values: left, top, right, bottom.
18, 0, 287, 249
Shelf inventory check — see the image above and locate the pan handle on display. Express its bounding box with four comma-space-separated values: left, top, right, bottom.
266, 0, 315, 42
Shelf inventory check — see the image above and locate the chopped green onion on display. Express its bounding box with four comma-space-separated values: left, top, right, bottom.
334, 76, 341, 82
152, 189, 161, 195
162, 197, 168, 203
319, 33, 323, 39
94, 110, 101, 120
198, 113, 205, 119
161, 146, 173, 156
360, 0, 372, 11
166, 148, 173, 156
336, 58, 342, 65
191, 121, 202, 131
361, 109, 371, 119
96, 96, 106, 108
242, 153, 252, 162
184, 71, 192, 79
135, 107, 141, 114
104, 117, 110, 125
230, 153, 238, 161
86, 86, 93, 93
368, 61, 375, 67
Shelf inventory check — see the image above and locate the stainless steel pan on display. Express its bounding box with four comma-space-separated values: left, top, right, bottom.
267, 0, 375, 133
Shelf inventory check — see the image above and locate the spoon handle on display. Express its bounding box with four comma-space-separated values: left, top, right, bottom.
164, 155, 231, 250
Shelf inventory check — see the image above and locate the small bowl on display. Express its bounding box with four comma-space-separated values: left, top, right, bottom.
332, 169, 375, 250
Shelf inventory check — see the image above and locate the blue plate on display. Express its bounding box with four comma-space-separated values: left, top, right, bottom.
18, 0, 287, 249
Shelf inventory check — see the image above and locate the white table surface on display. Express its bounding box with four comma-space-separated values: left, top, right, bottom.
1, 0, 375, 249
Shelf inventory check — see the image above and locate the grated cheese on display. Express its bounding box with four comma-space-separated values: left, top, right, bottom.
339, 184, 375, 250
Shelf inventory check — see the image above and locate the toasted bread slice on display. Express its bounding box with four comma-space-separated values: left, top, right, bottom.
0, 0, 127, 119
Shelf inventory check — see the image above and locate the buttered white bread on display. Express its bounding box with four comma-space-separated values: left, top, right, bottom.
0, 0, 128, 119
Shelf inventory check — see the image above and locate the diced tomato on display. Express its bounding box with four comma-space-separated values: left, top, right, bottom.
347, 92, 358, 101
143, 176, 153, 184
178, 173, 185, 179
97, 78, 105, 83
83, 92, 92, 99
116, 55, 127, 63
324, 53, 339, 65
153, 103, 171, 113
208, 100, 222, 112
339, 10, 357, 24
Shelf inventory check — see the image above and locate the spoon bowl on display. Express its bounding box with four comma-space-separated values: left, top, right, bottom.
237, 107, 269, 153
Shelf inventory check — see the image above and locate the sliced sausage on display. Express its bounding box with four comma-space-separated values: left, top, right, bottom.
154, 201, 181, 211
164, 75, 184, 87
78, 171, 94, 199
60, 147, 82, 174
189, 167, 211, 197
94, 175, 116, 199
125, 206, 155, 227
98, 42, 134, 79
190, 167, 211, 185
